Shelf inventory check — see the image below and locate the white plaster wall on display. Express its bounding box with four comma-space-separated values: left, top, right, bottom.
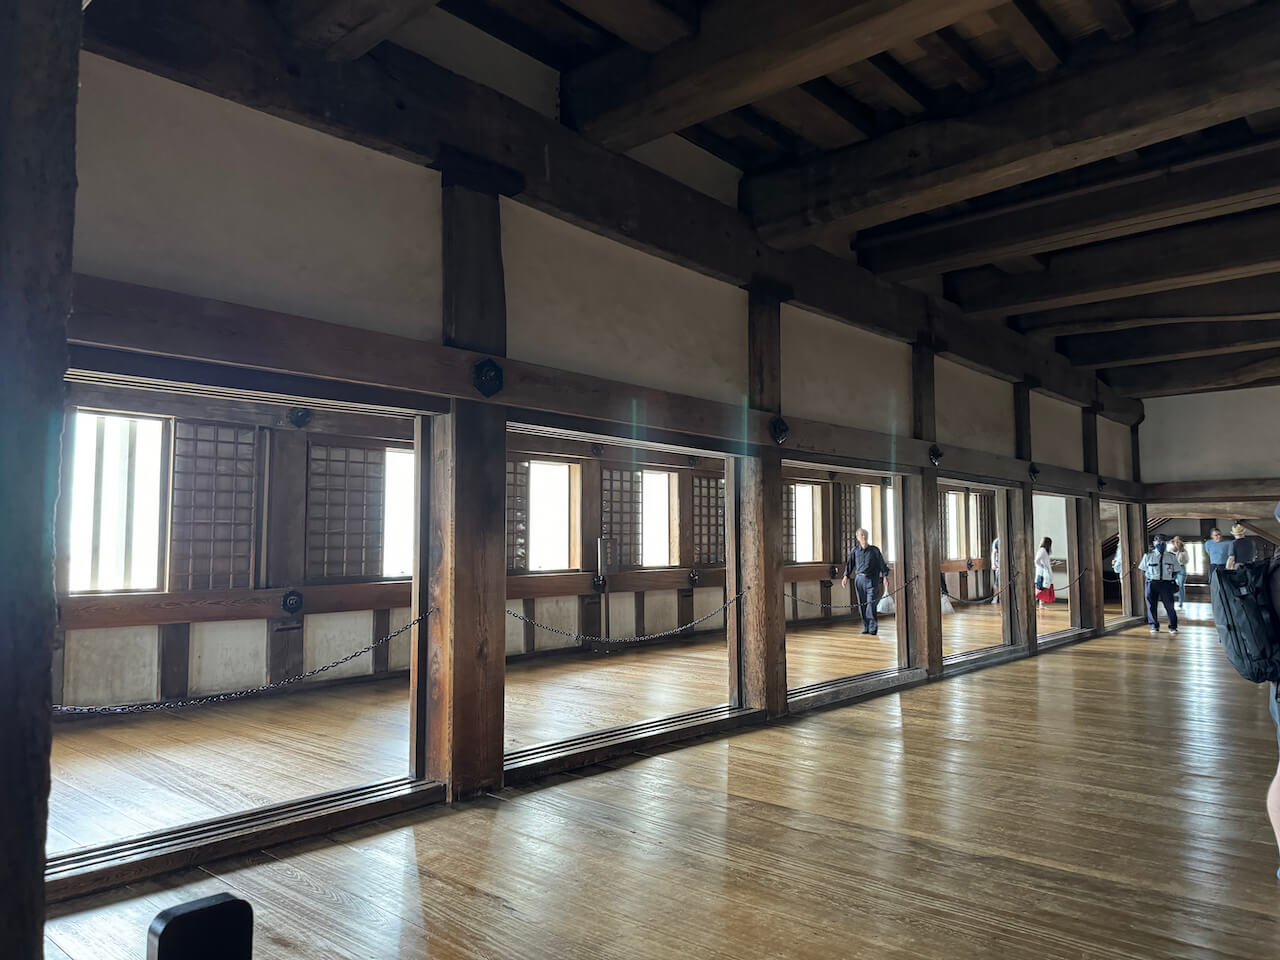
644, 591, 680, 636
780, 305, 912, 436
1031, 393, 1084, 472
533, 597, 580, 651
503, 201, 748, 405
75, 54, 442, 341
505, 601, 525, 656
604, 592, 638, 639
935, 359, 1016, 458
392, 8, 559, 118
795, 580, 823, 621
1032, 494, 1072, 591
303, 610, 374, 681
1099, 418, 1133, 480
388, 606, 413, 671
64, 626, 159, 707
1141, 385, 1280, 481
693, 587, 727, 632
626, 136, 742, 207
188, 620, 268, 695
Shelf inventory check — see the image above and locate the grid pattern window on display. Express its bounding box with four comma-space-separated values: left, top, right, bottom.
692, 475, 726, 566
306, 443, 385, 580
783, 483, 797, 562
506, 460, 530, 572
68, 411, 166, 593
602, 468, 643, 567
839, 481, 857, 560
170, 420, 257, 591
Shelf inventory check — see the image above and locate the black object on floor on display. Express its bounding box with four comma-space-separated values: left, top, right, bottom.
149, 893, 253, 959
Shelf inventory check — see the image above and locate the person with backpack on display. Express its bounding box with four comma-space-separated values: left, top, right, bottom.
1209, 504, 1280, 878
1140, 533, 1182, 635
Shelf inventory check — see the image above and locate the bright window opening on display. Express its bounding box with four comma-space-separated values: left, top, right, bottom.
859, 485, 874, 540
529, 461, 571, 571
641, 470, 673, 567
968, 492, 982, 559
1186, 543, 1206, 576
883, 485, 897, 562
945, 491, 963, 560
69, 412, 165, 593
382, 448, 415, 578
794, 482, 816, 563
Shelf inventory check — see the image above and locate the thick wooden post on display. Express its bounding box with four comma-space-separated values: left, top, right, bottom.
727, 280, 788, 715
1079, 493, 1104, 631
1082, 407, 1100, 477
1126, 501, 1148, 617
1011, 484, 1038, 652
908, 340, 943, 675
1065, 498, 1083, 630
1, 0, 79, 952
421, 171, 509, 797
1130, 423, 1142, 483
1014, 381, 1033, 462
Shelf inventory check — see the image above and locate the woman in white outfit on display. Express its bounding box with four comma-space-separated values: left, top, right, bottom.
1035, 537, 1054, 609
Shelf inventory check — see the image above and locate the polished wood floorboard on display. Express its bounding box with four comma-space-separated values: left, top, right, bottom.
48, 605, 1280, 958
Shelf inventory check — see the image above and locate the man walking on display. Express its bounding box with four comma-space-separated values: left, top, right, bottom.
1205, 527, 1233, 576
1141, 533, 1182, 636
842, 527, 890, 635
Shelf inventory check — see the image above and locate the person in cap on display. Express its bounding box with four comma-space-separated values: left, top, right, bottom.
1140, 533, 1182, 635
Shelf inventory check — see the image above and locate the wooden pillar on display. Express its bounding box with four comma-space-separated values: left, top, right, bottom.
420, 170, 510, 797
727, 279, 788, 715
1012, 484, 1038, 652
1013, 381, 1033, 462
1126, 501, 1148, 618
1082, 407, 1100, 477
1130, 422, 1142, 483
908, 339, 942, 675
1, 0, 79, 951
1079, 493, 1104, 631
1065, 498, 1082, 630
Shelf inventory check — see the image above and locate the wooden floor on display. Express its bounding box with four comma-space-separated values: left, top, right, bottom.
45, 607, 1058, 855
47, 605, 1280, 958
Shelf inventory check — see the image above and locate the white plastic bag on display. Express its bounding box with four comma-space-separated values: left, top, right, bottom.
876, 593, 895, 616
940, 595, 956, 616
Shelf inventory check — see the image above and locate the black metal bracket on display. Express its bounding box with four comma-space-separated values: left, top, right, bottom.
688, 569, 701, 587
472, 358, 504, 398
281, 590, 304, 615
928, 444, 943, 467
287, 407, 312, 429
591, 574, 607, 593
770, 416, 790, 446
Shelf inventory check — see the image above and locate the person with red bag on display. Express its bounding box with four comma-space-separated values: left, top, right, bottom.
1034, 537, 1056, 608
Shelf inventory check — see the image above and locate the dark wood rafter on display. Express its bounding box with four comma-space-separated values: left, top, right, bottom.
1060, 317, 1280, 369
950, 206, 1280, 319
915, 28, 990, 93
857, 140, 1280, 280
1103, 347, 1280, 398
988, 0, 1068, 72
561, 0, 1007, 150
556, 0, 695, 53
283, 0, 443, 61
744, 4, 1280, 246
80, 0, 1141, 424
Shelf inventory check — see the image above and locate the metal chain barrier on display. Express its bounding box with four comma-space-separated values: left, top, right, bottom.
509, 587, 750, 646
788, 575, 919, 611
950, 569, 1019, 605
53, 609, 435, 716
1042, 566, 1091, 595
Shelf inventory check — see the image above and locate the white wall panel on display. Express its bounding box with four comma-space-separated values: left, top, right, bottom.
935, 359, 1016, 458
1141, 386, 1280, 481
1099, 418, 1133, 480
303, 610, 374, 681
189, 619, 268, 695
1031, 393, 1084, 472
533, 597, 580, 651
388, 606, 413, 671
64, 626, 158, 706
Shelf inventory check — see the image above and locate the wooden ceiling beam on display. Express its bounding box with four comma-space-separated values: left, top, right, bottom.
744, 4, 1280, 246
951, 206, 1280, 319
988, 0, 1067, 71
1103, 347, 1280, 397
284, 0, 442, 60
1059, 317, 1280, 369
560, 0, 1006, 150
752, 86, 869, 152
915, 28, 990, 93
81, 0, 1143, 425
1083, 0, 1136, 39
555, 0, 695, 53
835, 55, 934, 116
1013, 274, 1280, 337
857, 141, 1280, 280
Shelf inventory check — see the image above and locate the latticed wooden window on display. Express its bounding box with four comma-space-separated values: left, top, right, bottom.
602, 468, 643, 567
692, 474, 725, 566
506, 459, 529, 572
839, 481, 857, 560
782, 483, 797, 563
170, 420, 257, 591
306, 442, 384, 580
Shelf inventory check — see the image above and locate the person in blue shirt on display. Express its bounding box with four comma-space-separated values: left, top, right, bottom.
1204, 527, 1233, 575
841, 527, 890, 635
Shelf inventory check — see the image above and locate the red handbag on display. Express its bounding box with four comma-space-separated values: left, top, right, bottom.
1035, 585, 1057, 604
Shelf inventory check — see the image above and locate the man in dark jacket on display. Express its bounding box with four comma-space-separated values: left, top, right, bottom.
841, 527, 890, 635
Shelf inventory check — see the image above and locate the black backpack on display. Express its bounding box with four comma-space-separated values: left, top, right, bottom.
1210, 557, 1280, 684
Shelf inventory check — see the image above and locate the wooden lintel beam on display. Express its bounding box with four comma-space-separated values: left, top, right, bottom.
952, 207, 1280, 319
556, 0, 695, 53
858, 141, 1280, 280
286, 0, 442, 60
1103, 347, 1280, 397
1060, 317, 1280, 369
745, 4, 1280, 244
561, 0, 1004, 150
989, 0, 1068, 71
1144, 478, 1280, 502
80, 0, 1139, 424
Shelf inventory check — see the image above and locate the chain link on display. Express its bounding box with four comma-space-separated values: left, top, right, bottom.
53, 609, 436, 716
788, 575, 919, 611
509, 588, 750, 646
1043, 566, 1091, 595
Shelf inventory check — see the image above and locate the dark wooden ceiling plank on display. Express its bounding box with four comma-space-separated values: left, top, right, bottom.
1060, 317, 1280, 368
744, 3, 1280, 246
287, 0, 444, 59
555, 0, 694, 53
1103, 347, 1280, 397
988, 0, 1068, 71
914, 28, 990, 92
